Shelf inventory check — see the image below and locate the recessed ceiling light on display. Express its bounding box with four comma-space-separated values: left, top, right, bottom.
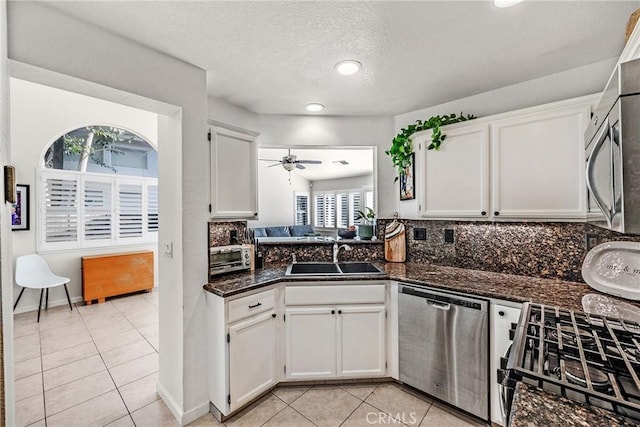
305, 103, 325, 112
335, 60, 362, 76
494, 0, 523, 7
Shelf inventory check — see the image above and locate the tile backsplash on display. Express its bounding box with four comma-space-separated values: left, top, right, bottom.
210, 220, 640, 283
378, 219, 640, 282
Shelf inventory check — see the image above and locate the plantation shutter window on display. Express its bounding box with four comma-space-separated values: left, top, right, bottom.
118, 184, 143, 238
349, 192, 362, 227
295, 193, 309, 226
43, 176, 78, 243
83, 179, 112, 241
147, 184, 159, 232
324, 194, 336, 228
314, 195, 325, 228
39, 170, 157, 251
337, 193, 349, 228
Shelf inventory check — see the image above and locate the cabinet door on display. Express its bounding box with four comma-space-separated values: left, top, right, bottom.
285, 306, 336, 379
421, 124, 489, 218
490, 303, 522, 426
490, 106, 589, 219
228, 310, 277, 411
209, 126, 258, 219
337, 305, 386, 377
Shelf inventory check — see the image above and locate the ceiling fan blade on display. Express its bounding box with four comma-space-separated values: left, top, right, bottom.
259, 158, 282, 162
297, 160, 322, 164
296, 164, 306, 170
267, 162, 282, 168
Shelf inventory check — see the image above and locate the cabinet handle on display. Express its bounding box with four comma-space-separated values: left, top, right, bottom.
331, 310, 336, 315
338, 310, 342, 314
498, 310, 505, 317
248, 302, 262, 309
494, 211, 500, 216
481, 211, 487, 216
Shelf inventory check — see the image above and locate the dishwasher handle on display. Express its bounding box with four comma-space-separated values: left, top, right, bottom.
426, 299, 451, 310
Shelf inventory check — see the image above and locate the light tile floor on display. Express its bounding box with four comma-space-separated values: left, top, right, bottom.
14, 290, 486, 427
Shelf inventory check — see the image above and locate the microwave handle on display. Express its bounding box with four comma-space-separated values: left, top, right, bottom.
586, 120, 613, 229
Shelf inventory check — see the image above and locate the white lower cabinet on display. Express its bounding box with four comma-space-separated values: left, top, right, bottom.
490, 301, 522, 426
285, 306, 336, 379
285, 304, 386, 380
228, 309, 277, 412
338, 305, 386, 377
284, 284, 387, 381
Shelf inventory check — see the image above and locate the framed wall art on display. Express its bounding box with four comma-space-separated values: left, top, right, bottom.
399, 153, 415, 201
12, 184, 29, 231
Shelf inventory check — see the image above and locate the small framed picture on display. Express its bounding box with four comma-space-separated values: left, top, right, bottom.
400, 153, 415, 201
12, 184, 29, 231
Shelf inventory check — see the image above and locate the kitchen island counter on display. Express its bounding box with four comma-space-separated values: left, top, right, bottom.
203, 261, 630, 312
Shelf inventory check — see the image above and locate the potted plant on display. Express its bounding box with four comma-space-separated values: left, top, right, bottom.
357, 207, 376, 240
386, 113, 476, 181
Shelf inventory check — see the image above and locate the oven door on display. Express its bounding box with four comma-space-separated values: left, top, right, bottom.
209, 246, 244, 274
497, 346, 517, 426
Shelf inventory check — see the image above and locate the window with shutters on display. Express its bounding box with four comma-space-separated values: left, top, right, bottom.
40, 126, 157, 251
40, 170, 158, 250
313, 189, 371, 230
294, 192, 309, 226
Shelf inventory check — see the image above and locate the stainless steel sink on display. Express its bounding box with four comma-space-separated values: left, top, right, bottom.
285, 262, 383, 276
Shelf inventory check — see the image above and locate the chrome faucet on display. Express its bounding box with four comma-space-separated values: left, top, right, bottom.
332, 242, 352, 263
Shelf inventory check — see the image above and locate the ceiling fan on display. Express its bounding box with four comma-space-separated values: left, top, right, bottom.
259, 149, 322, 171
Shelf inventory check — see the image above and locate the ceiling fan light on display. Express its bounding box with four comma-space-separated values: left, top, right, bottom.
335, 60, 362, 76
494, 0, 523, 7
283, 163, 296, 171
305, 103, 325, 113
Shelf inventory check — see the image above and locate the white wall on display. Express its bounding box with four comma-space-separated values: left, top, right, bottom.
250, 161, 310, 227
9, 78, 159, 312
8, 2, 208, 424
1, 1, 16, 424
312, 174, 373, 192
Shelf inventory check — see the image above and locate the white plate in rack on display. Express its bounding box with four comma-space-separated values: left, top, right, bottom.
581, 241, 640, 301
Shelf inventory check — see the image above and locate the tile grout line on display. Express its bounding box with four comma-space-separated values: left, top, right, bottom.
269, 390, 318, 427
75, 301, 135, 424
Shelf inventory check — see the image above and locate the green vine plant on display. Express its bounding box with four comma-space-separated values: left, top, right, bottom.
386, 112, 476, 181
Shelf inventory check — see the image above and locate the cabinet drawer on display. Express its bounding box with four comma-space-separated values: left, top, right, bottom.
285, 285, 385, 306
228, 289, 275, 323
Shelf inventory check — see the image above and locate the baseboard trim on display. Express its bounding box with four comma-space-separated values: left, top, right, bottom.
182, 399, 210, 425
13, 295, 83, 314
157, 381, 183, 424
157, 381, 209, 426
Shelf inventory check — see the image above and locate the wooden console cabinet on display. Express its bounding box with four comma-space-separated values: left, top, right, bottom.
82, 250, 154, 304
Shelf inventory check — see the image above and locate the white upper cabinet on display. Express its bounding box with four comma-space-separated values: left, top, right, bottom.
403, 96, 595, 221
420, 123, 489, 219
209, 125, 258, 219
489, 104, 589, 219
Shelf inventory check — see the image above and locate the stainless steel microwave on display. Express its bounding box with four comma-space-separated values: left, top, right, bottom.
209, 245, 251, 277
584, 57, 640, 235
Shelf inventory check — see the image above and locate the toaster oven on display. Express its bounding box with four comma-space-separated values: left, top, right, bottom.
209, 245, 251, 277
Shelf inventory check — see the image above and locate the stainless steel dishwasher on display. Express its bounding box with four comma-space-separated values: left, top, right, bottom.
398, 284, 489, 421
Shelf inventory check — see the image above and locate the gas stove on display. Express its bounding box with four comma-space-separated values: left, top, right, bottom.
499, 302, 640, 424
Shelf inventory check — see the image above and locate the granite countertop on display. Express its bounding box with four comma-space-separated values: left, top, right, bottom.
203, 261, 625, 312
509, 382, 637, 427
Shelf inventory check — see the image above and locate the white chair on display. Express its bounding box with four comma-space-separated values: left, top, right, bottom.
14, 254, 72, 322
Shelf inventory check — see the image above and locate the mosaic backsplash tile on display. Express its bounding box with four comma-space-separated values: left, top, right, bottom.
208, 221, 249, 247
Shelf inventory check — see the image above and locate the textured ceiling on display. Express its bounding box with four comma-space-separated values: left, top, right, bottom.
44, 1, 640, 116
